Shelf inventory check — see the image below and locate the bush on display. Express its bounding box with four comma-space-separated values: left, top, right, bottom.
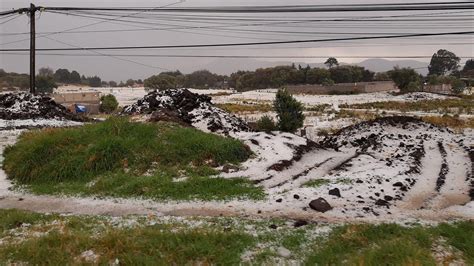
274, 88, 305, 133
100, 94, 119, 113
35, 75, 57, 94
255, 115, 277, 133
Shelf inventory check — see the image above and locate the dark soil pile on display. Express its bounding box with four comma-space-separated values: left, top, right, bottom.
122, 89, 250, 134
0, 93, 85, 121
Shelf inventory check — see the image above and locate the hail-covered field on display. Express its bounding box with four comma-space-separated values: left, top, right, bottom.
0, 87, 473, 264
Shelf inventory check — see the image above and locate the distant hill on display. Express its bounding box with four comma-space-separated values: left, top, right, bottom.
193, 58, 429, 75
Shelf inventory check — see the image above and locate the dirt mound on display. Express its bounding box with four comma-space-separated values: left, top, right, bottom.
320, 116, 446, 151
0, 93, 85, 121
122, 89, 250, 134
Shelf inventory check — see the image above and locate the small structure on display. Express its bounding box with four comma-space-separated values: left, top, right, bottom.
52, 92, 100, 114
286, 81, 396, 95
422, 84, 453, 94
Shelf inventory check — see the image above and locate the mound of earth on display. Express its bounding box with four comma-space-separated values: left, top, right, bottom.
122, 89, 250, 134
223, 116, 473, 220
0, 93, 84, 122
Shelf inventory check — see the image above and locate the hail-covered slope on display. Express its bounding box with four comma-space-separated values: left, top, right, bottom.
223, 116, 473, 219
122, 89, 250, 135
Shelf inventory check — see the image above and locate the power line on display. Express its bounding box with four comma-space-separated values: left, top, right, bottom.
1, 52, 472, 59
42, 2, 474, 13
1, 31, 473, 52
43, 36, 171, 71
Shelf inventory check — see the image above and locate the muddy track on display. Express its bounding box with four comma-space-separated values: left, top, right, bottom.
435, 141, 449, 192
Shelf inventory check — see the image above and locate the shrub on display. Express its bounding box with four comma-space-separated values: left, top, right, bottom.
35, 75, 57, 94
99, 94, 119, 113
274, 88, 305, 133
255, 115, 277, 133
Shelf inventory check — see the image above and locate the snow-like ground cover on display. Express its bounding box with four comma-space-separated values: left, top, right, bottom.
0, 89, 471, 223
212, 90, 455, 106
55, 86, 233, 106
0, 116, 472, 222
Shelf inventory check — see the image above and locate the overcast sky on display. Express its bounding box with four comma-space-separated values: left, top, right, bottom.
0, 0, 473, 81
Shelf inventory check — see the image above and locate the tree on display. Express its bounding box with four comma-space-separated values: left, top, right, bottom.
463, 59, 474, 72
54, 68, 71, 83
109, 81, 117, 87
306, 68, 331, 84
70, 71, 81, 83
38, 67, 54, 77
88, 76, 102, 87
184, 70, 218, 89
329, 66, 353, 83
388, 67, 421, 93
144, 74, 177, 91
325, 57, 339, 68
255, 115, 277, 133
36, 75, 57, 93
125, 79, 135, 87
274, 88, 305, 133
428, 49, 460, 76
100, 94, 119, 113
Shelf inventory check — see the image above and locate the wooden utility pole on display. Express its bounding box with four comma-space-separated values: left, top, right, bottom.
29, 3, 36, 94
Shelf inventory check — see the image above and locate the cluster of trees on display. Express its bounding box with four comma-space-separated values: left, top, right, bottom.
0, 69, 29, 90
144, 70, 226, 91
228, 63, 375, 91
379, 49, 472, 94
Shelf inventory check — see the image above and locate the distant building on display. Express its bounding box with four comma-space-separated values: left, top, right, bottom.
285, 81, 396, 95
52, 92, 101, 114
422, 84, 452, 94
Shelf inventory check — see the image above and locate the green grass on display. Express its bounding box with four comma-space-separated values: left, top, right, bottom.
0, 210, 254, 265
306, 222, 474, 265
0, 209, 472, 265
3, 118, 264, 201
303, 178, 351, 188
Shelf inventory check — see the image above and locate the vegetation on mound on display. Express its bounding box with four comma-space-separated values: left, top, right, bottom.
3, 118, 263, 200
0, 209, 472, 265
216, 103, 273, 113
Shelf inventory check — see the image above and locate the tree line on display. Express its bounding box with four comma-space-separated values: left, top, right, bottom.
1, 49, 472, 94
144, 50, 472, 94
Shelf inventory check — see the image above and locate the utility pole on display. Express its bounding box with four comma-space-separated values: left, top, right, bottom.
29, 3, 36, 94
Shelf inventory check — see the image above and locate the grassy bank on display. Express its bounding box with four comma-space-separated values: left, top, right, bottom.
3, 118, 264, 201
0, 209, 472, 265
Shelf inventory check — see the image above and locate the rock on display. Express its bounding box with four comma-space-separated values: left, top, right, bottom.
384, 195, 393, 201
222, 164, 239, 173
293, 220, 308, 228
309, 198, 333, 213
276, 247, 291, 258
79, 250, 99, 263
276, 198, 283, 203
293, 194, 300, 200
329, 188, 341, 198
269, 224, 278, 229
393, 182, 404, 187
375, 199, 390, 207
